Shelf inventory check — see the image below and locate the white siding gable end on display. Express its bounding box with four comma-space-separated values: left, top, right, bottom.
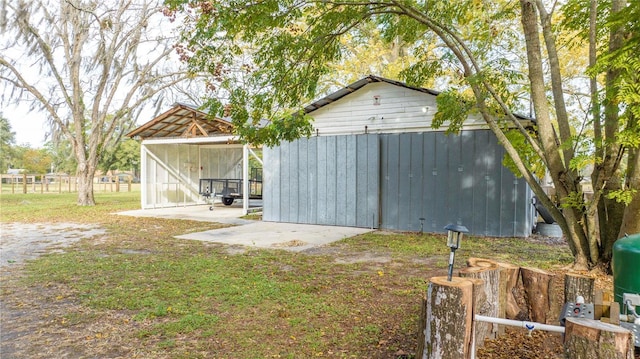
309, 82, 486, 136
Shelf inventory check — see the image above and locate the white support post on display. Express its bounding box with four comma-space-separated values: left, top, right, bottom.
242, 144, 249, 215
140, 144, 148, 209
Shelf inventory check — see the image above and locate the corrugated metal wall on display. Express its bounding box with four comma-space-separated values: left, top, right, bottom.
379, 131, 533, 237
263, 134, 379, 228
263, 131, 534, 237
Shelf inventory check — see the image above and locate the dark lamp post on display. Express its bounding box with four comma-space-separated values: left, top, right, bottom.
444, 223, 469, 281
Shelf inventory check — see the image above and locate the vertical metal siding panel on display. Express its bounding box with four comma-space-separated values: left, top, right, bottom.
345, 136, 357, 226
280, 142, 291, 222
459, 131, 475, 233
367, 134, 380, 229
308, 137, 318, 224
264, 146, 275, 222
379, 135, 388, 228
317, 137, 328, 224
325, 136, 337, 225
397, 134, 412, 230
384, 134, 400, 229
434, 133, 449, 231
471, 131, 489, 234
335, 136, 348, 226
297, 139, 309, 224
409, 133, 424, 231
379, 134, 389, 228
355, 135, 367, 227
447, 133, 462, 225
485, 137, 500, 236
288, 140, 300, 223
274, 145, 284, 222
264, 146, 281, 222
499, 147, 515, 237
356, 134, 379, 227
422, 132, 437, 232
499, 147, 533, 237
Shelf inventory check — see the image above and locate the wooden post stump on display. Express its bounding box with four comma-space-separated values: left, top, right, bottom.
498, 261, 524, 320
416, 294, 427, 358
466, 259, 503, 321
459, 265, 500, 344
464, 277, 491, 350
467, 258, 523, 321
466, 257, 498, 268
564, 317, 635, 359
521, 267, 561, 324
564, 273, 595, 304
422, 276, 474, 359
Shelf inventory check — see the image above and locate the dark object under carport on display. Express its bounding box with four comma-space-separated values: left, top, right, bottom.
532, 195, 556, 224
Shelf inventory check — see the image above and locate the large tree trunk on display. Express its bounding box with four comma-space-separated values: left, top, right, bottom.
77, 170, 96, 206
536, 0, 574, 168
599, 183, 626, 262
618, 144, 640, 237
76, 149, 96, 206
596, 0, 627, 268
519, 0, 591, 270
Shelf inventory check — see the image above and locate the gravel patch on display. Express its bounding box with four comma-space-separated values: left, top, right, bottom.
0, 222, 106, 268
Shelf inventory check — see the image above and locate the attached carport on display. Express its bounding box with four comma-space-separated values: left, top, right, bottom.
127, 103, 262, 214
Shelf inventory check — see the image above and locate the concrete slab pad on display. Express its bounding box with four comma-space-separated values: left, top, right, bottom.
117, 205, 373, 251
175, 221, 373, 252
116, 204, 255, 225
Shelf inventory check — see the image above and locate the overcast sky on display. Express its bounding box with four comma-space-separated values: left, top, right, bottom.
3, 102, 48, 148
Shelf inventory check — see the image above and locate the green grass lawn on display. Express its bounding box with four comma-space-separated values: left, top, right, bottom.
0, 191, 573, 358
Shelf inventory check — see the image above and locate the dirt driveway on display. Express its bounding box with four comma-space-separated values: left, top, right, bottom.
0, 220, 393, 358
1, 222, 106, 358
1, 222, 106, 268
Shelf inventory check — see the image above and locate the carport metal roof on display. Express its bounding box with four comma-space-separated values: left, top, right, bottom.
127, 102, 234, 140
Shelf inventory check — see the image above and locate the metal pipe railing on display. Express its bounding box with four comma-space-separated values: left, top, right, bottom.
474, 315, 566, 333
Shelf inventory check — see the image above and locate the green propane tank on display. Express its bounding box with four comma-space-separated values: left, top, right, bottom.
612, 233, 640, 308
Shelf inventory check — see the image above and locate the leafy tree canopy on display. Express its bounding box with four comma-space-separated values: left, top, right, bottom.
168, 0, 639, 270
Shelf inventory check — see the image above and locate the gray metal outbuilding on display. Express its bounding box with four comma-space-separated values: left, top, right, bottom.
262, 76, 535, 237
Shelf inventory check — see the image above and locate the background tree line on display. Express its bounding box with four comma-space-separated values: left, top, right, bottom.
0, 114, 140, 176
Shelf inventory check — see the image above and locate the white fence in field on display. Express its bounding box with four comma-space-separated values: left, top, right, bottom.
1, 174, 138, 194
